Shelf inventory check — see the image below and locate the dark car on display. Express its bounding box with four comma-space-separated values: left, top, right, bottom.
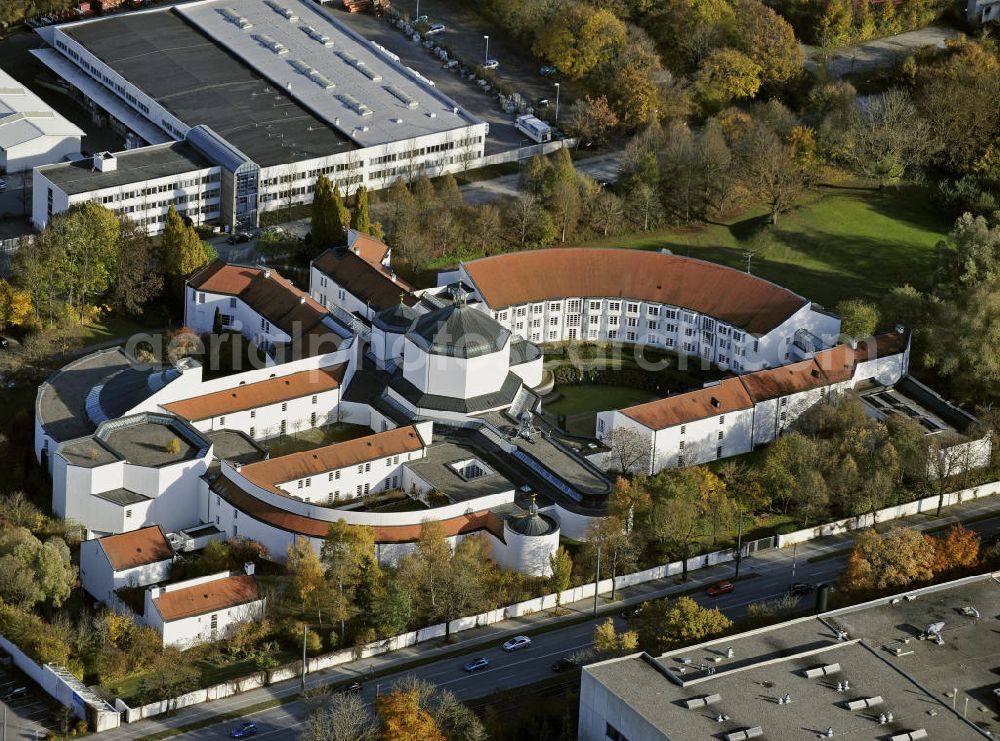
227, 232, 252, 244
0, 687, 27, 702
788, 582, 814, 596
230, 720, 257, 738
335, 681, 362, 694
463, 657, 490, 672
620, 605, 641, 619
0, 337, 8, 349
551, 658, 577, 673
706, 581, 735, 597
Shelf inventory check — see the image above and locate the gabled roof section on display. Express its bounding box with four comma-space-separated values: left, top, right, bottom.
163, 364, 346, 421
739, 359, 829, 402
239, 425, 425, 490
463, 249, 808, 336
188, 261, 336, 342
622, 378, 754, 430
0, 67, 84, 147
153, 573, 259, 622
98, 525, 173, 571
347, 229, 391, 268
814, 344, 858, 384
312, 246, 415, 313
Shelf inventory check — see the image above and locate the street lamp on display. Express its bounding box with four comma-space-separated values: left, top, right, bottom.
554, 82, 561, 124
415, 0, 419, 21
483, 35, 489, 66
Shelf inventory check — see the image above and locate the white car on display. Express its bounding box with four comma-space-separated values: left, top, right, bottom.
482, 59, 499, 71
0, 178, 7, 192
503, 635, 531, 651
426, 23, 446, 35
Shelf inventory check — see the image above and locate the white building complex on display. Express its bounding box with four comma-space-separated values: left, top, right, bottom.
36, 240, 988, 591
30, 0, 486, 233
0, 67, 83, 174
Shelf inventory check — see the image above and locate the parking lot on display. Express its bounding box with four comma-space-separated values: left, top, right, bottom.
0, 662, 63, 738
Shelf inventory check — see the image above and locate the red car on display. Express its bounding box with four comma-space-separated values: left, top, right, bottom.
706, 581, 735, 597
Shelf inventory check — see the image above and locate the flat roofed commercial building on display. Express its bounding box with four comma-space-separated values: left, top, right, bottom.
0, 67, 84, 174
32, 0, 486, 233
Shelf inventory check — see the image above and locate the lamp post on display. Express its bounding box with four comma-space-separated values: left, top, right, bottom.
415, 0, 419, 21
483, 35, 489, 66
554, 82, 561, 124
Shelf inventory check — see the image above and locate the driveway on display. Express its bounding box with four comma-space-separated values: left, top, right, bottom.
804, 25, 958, 78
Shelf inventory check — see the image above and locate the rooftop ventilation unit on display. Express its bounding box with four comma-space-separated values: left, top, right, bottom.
681, 694, 722, 709
801, 663, 841, 678
252, 34, 289, 56
218, 7, 252, 29
288, 59, 335, 90
264, 0, 298, 21
301, 25, 333, 47
336, 51, 382, 81
889, 731, 928, 741
724, 728, 764, 741
845, 696, 883, 711
384, 84, 418, 108
337, 94, 372, 117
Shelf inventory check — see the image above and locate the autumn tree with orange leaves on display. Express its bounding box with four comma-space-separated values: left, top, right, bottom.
375, 688, 445, 741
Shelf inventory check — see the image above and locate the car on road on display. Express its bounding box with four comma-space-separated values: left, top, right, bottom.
503, 635, 532, 651
551, 658, 577, 673
335, 681, 362, 694
227, 232, 252, 244
707, 581, 735, 597
788, 582, 814, 596
482, 59, 499, 71
425, 23, 446, 35
539, 65, 558, 76
0, 178, 7, 192
230, 720, 257, 738
620, 605, 641, 619
463, 657, 490, 672
0, 686, 27, 702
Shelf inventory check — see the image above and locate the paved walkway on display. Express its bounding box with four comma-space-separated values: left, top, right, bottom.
97, 490, 1000, 739
804, 25, 958, 78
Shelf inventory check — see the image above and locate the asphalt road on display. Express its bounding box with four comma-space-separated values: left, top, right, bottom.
97, 497, 1000, 740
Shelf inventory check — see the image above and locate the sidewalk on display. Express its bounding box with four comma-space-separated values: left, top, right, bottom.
96, 491, 1000, 739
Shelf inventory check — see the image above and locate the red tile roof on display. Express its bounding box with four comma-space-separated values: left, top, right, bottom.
622, 377, 754, 430
212, 475, 505, 543
153, 574, 260, 622
814, 331, 910, 385
347, 230, 391, 268
739, 359, 829, 402
239, 425, 426, 490
814, 344, 858, 384
312, 247, 415, 313
163, 364, 346, 421
188, 262, 337, 346
463, 249, 807, 335
99, 526, 173, 571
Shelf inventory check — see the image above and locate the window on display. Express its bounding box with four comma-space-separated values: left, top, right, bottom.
298, 480, 304, 489
229, 297, 237, 309
280, 420, 286, 434
719, 415, 725, 424
125, 509, 132, 519
648, 306, 660, 317
589, 300, 601, 311
251, 410, 256, 418
249, 427, 255, 437
364, 483, 370, 495
781, 397, 788, 407
606, 724, 629, 741
357, 485, 363, 496
329, 472, 335, 481
197, 292, 205, 304
515, 307, 527, 317
608, 316, 619, 327
305, 479, 311, 487
548, 302, 561, 312
626, 331, 636, 342
386, 457, 392, 466
679, 440, 685, 450
648, 320, 657, 330
626, 302, 639, 314
627, 317, 638, 328
365, 462, 371, 472
281, 402, 287, 412
680, 425, 686, 434
608, 330, 618, 339
532, 304, 544, 314
608, 301, 621, 312
718, 430, 725, 440
312, 395, 318, 404
647, 334, 658, 344
219, 416, 225, 426
357, 464, 364, 473
261, 318, 270, 332
567, 299, 581, 312
549, 317, 559, 326
532, 319, 541, 329
780, 411, 788, 422
717, 446, 723, 459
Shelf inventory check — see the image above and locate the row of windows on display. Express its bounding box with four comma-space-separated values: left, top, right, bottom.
293, 455, 405, 489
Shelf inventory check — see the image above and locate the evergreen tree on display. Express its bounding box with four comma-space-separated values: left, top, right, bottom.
162, 205, 210, 279
311, 174, 343, 247
351, 185, 372, 234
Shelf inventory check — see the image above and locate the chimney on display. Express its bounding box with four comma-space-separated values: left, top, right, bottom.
92, 151, 117, 172
848, 338, 858, 350
244, 562, 255, 576
263, 270, 271, 279
299, 296, 306, 304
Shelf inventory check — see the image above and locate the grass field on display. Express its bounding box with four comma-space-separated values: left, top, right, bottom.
543, 384, 655, 417
574, 182, 951, 308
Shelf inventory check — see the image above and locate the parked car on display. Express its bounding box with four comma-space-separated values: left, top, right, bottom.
425, 23, 445, 35
502, 635, 532, 651
230, 720, 257, 738
620, 605, 641, 619
0, 178, 7, 192
463, 657, 490, 672
227, 231, 251, 244
482, 59, 499, 70
539, 65, 558, 76
414, 14, 428, 23
706, 581, 735, 597
788, 582, 814, 596
0, 687, 27, 702
551, 658, 577, 673
335, 681, 362, 694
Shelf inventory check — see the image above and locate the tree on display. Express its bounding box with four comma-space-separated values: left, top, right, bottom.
736, 120, 807, 224
391, 676, 487, 741
933, 212, 1000, 291
839, 527, 936, 592
0, 528, 75, 609
110, 218, 163, 315
312, 174, 345, 247
632, 596, 732, 655
467, 204, 504, 255
612, 64, 661, 129
593, 618, 639, 657
370, 577, 412, 638
845, 89, 932, 189
836, 298, 880, 338
581, 516, 640, 600
54, 202, 121, 321
532, 6, 628, 80
815, 0, 853, 49
351, 185, 372, 234
286, 537, 328, 620
695, 49, 762, 112
603, 425, 652, 473
375, 688, 446, 741
302, 690, 376, 741
932, 524, 980, 574
694, 467, 735, 546
731, 0, 804, 86
646, 472, 704, 581
549, 179, 581, 243
589, 190, 625, 236
565, 95, 619, 145
549, 547, 573, 607
0, 279, 32, 331
161, 205, 210, 285
322, 520, 378, 641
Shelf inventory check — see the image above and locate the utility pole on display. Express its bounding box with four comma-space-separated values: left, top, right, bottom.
554, 82, 561, 124
301, 623, 308, 691
483, 35, 489, 66
742, 250, 755, 274
592, 546, 601, 616
791, 542, 798, 579
734, 510, 744, 578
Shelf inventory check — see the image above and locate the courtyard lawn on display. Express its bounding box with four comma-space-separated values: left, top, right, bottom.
573, 182, 951, 308
262, 423, 372, 457
544, 384, 656, 417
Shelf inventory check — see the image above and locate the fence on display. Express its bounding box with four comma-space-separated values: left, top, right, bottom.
32, 477, 1000, 726
0, 636, 120, 731
478, 138, 577, 168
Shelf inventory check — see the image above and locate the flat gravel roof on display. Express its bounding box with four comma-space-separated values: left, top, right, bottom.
37, 141, 212, 195
64, 9, 355, 166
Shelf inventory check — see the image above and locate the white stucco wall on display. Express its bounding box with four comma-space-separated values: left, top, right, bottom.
401, 339, 510, 399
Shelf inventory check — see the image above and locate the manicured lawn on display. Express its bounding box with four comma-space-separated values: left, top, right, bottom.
262, 423, 372, 457
573, 182, 951, 308
544, 384, 655, 417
